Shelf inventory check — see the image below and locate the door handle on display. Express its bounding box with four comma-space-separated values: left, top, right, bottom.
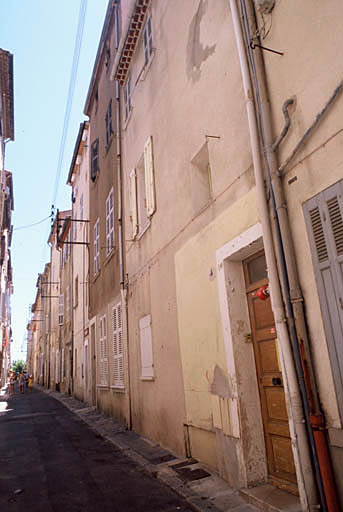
272, 377, 282, 386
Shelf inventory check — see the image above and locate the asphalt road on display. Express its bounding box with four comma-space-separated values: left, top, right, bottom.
0, 386, 193, 512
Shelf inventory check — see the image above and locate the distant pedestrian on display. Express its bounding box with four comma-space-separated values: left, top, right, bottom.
9, 374, 15, 396
28, 375, 33, 393
19, 373, 25, 394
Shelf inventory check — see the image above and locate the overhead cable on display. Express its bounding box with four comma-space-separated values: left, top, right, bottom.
51, 0, 88, 212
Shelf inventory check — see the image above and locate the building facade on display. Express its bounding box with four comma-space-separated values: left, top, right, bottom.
0, 48, 14, 386
67, 121, 90, 403
27, 1, 343, 509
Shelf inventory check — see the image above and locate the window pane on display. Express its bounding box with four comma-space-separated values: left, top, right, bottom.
247, 254, 267, 284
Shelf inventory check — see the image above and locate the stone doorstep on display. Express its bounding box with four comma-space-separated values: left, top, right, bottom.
239, 485, 302, 512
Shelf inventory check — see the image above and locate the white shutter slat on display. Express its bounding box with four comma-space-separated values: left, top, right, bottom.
144, 136, 155, 217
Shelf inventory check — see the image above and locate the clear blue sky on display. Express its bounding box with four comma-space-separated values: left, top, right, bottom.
0, 0, 108, 361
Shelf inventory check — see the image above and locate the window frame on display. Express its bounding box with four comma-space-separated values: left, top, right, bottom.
124, 75, 131, 120
106, 188, 115, 256
105, 99, 113, 147
143, 14, 153, 66
93, 218, 100, 275
91, 138, 99, 182
58, 293, 64, 325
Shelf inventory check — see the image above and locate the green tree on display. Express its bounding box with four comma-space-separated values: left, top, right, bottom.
11, 360, 26, 374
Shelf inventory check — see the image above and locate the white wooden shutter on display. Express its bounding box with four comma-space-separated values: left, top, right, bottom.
139, 314, 154, 379
98, 315, 109, 386
112, 303, 124, 387
144, 136, 155, 217
130, 169, 138, 238
304, 180, 343, 419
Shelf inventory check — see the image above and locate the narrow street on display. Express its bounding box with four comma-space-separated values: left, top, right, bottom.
0, 387, 193, 512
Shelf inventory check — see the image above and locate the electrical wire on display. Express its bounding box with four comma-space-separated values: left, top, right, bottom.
51, 0, 88, 212
14, 215, 52, 231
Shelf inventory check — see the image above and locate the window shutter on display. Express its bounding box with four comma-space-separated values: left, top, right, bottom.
98, 316, 109, 386
112, 303, 124, 387
144, 136, 155, 217
139, 314, 154, 379
304, 180, 343, 420
130, 169, 138, 238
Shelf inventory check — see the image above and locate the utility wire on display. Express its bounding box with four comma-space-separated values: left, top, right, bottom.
14, 215, 52, 231
51, 0, 88, 212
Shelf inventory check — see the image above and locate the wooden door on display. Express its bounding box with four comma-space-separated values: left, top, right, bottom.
244, 252, 297, 493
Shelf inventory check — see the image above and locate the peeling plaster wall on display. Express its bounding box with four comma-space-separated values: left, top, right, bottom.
175, 189, 266, 485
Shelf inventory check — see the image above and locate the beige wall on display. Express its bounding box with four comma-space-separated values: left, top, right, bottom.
71, 126, 90, 403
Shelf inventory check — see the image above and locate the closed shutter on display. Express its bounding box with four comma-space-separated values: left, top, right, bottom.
304, 179, 343, 419
130, 169, 138, 238
144, 136, 156, 217
139, 314, 154, 379
98, 315, 109, 386
112, 303, 124, 387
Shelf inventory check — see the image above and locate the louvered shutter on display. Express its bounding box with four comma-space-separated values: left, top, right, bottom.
112, 303, 124, 387
304, 180, 343, 419
130, 169, 138, 238
139, 314, 154, 379
144, 136, 156, 217
98, 316, 109, 386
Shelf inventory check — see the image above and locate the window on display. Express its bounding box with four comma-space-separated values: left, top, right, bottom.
105, 100, 113, 147
58, 294, 64, 325
143, 14, 153, 65
91, 138, 99, 182
304, 179, 343, 420
130, 136, 156, 238
98, 315, 109, 386
112, 302, 124, 387
94, 219, 100, 275
106, 188, 114, 255
139, 314, 154, 379
124, 75, 131, 120
65, 285, 70, 320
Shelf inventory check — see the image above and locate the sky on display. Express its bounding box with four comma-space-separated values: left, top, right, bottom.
0, 0, 108, 361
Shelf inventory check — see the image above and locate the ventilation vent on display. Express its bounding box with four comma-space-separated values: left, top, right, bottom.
327, 196, 343, 256
309, 207, 328, 262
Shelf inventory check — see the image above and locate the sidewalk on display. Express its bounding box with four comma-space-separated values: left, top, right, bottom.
36, 385, 302, 512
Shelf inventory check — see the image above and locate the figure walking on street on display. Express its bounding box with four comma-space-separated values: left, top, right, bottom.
19, 373, 25, 394
9, 373, 15, 396
28, 375, 33, 393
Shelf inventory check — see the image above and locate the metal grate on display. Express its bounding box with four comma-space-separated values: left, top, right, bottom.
309, 207, 328, 262
327, 196, 343, 256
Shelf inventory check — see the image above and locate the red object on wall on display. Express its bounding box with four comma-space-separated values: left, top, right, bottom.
256, 285, 270, 300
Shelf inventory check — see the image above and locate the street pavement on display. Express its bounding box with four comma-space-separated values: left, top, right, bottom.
0, 385, 194, 512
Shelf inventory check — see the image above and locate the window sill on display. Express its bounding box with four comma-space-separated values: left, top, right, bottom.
140, 376, 155, 381
136, 219, 151, 240
110, 385, 125, 393
104, 248, 115, 267
140, 49, 156, 82
97, 384, 110, 389
123, 107, 133, 131
105, 134, 114, 154
93, 270, 101, 284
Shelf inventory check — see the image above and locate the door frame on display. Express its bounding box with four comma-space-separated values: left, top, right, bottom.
216, 222, 301, 491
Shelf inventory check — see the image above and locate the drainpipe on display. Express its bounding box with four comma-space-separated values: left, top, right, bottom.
239, 1, 340, 510
229, 1, 317, 510
115, 79, 132, 430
